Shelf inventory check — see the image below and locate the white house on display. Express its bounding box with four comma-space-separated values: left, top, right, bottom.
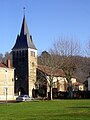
0, 60, 15, 100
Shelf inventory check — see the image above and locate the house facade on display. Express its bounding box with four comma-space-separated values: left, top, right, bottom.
36, 65, 84, 98
0, 60, 14, 100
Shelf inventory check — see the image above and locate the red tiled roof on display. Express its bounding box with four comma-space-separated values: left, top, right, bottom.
0, 60, 14, 69
37, 65, 66, 77
0, 62, 7, 68
73, 81, 83, 86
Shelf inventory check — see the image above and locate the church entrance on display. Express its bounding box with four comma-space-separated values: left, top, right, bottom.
18, 87, 25, 96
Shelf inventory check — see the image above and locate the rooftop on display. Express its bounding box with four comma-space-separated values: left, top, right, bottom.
12, 15, 36, 50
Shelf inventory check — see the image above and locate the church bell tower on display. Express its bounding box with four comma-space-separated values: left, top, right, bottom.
12, 15, 37, 97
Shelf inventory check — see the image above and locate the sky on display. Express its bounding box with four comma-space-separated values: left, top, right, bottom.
0, 0, 90, 56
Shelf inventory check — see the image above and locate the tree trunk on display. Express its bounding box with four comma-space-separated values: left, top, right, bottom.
50, 86, 53, 100
67, 82, 73, 99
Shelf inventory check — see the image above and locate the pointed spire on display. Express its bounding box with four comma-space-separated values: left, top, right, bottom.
20, 7, 28, 36
20, 15, 29, 36
12, 15, 37, 50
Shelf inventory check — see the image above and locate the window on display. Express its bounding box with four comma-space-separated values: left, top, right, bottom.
31, 51, 35, 57
4, 70, 8, 83
17, 51, 18, 56
19, 51, 21, 56
22, 50, 25, 56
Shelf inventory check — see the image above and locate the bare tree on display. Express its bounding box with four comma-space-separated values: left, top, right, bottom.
38, 51, 60, 100
52, 37, 79, 56
38, 37, 80, 99
50, 37, 80, 98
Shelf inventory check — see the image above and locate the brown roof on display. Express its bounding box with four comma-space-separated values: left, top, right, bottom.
73, 81, 83, 86
37, 65, 65, 77
0, 61, 7, 68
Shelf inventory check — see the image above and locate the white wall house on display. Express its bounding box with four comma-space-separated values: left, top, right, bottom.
47, 76, 77, 93
0, 60, 14, 100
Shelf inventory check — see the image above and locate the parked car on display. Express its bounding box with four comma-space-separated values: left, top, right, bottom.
16, 95, 32, 102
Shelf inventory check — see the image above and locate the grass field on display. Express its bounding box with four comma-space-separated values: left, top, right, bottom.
0, 100, 90, 120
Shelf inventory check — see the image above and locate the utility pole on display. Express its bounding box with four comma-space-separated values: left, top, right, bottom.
5, 87, 8, 104
5, 70, 8, 104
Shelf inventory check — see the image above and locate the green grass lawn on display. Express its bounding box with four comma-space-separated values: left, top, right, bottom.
0, 100, 90, 120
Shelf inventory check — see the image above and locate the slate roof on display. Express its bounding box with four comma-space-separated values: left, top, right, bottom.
12, 15, 36, 50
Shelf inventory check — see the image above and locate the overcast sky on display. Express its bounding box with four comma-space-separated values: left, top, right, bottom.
0, 0, 90, 56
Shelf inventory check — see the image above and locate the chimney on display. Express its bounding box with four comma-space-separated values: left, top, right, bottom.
7, 59, 11, 68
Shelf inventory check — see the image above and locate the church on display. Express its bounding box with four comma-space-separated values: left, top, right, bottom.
0, 15, 84, 100
11, 15, 84, 99
11, 15, 37, 97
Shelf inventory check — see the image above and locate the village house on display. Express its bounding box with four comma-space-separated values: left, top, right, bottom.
36, 65, 84, 98
0, 60, 14, 100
